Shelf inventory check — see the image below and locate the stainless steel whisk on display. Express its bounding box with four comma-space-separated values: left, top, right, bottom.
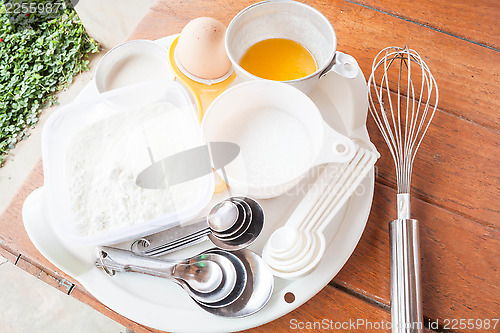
368, 46, 438, 333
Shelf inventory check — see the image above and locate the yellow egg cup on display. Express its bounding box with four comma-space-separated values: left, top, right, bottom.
169, 37, 235, 193
168, 37, 236, 123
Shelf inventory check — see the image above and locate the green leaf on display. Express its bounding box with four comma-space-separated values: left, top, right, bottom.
0, 0, 100, 165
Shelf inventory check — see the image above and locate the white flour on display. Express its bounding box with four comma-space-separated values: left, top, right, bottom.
214, 107, 313, 186
66, 103, 205, 236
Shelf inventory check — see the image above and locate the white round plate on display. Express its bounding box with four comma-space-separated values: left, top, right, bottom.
22, 35, 375, 332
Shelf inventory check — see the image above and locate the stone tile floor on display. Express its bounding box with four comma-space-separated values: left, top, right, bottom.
0, 255, 128, 333
0, 1, 155, 332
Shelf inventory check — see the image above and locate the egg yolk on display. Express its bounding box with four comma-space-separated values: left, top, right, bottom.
239, 38, 317, 81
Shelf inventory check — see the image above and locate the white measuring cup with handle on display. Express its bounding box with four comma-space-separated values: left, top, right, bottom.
202, 80, 357, 199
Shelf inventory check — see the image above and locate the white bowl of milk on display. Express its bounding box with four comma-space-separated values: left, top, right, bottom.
202, 80, 355, 199
95, 40, 171, 94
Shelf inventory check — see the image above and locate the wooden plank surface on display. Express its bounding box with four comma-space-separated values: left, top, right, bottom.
0, 161, 78, 270
250, 284, 435, 333
333, 183, 500, 323
0, 0, 498, 332
1, 121, 497, 328
129, 5, 500, 322
130, 0, 500, 130
129, 0, 500, 226
0, 164, 441, 333
349, 0, 500, 49
70, 286, 161, 333
370, 107, 500, 227
0, 162, 161, 332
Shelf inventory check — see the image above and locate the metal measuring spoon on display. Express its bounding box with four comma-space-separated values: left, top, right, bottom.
210, 199, 251, 240
131, 197, 264, 256
96, 247, 239, 304
191, 249, 248, 309
209, 197, 264, 251
130, 200, 240, 255
208, 200, 241, 233
197, 249, 274, 317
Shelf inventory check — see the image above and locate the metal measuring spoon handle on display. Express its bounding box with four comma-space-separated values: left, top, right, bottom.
131, 200, 240, 256
131, 219, 211, 255
136, 228, 211, 257
96, 246, 223, 295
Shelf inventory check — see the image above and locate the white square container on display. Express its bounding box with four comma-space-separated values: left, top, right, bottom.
42, 80, 214, 246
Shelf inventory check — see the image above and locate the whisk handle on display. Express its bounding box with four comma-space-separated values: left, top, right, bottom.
390, 219, 423, 333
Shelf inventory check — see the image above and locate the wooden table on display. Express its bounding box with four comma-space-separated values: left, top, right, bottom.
1, 0, 498, 332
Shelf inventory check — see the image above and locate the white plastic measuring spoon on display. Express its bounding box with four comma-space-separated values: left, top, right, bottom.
263, 146, 379, 279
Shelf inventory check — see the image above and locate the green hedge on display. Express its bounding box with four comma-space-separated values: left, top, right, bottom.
0, 1, 99, 165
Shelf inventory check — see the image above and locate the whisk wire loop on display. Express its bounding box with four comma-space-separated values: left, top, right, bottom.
368, 46, 438, 194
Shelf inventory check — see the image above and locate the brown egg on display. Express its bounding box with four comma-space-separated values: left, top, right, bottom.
177, 17, 232, 80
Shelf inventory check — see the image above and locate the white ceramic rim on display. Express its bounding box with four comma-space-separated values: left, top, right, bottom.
22, 35, 374, 333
